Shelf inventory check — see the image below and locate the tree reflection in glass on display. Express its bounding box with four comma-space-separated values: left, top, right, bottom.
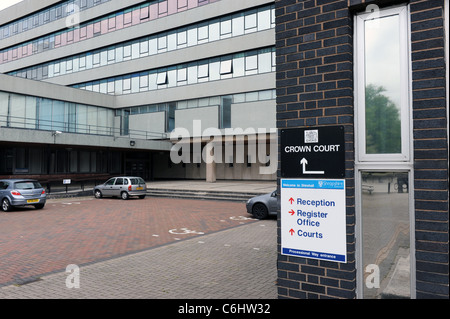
364, 15, 402, 154
365, 85, 401, 153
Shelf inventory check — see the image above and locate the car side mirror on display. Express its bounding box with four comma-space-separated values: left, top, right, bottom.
271, 191, 277, 197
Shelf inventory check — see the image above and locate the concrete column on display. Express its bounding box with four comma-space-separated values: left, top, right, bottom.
205, 143, 216, 183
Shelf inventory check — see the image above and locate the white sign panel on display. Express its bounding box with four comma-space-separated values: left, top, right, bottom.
281, 179, 347, 263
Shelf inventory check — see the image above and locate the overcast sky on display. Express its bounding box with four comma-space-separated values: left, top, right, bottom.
0, 0, 23, 12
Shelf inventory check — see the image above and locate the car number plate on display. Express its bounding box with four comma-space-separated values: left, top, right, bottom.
136, 187, 143, 190
27, 199, 39, 203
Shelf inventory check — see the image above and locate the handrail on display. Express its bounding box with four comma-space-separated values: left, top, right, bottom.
0, 114, 167, 140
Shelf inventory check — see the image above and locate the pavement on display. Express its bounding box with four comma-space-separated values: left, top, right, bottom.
0, 180, 278, 299
0, 220, 277, 299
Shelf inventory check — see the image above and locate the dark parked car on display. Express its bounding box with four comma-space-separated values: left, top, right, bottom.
94, 176, 147, 200
0, 179, 46, 212
246, 190, 278, 219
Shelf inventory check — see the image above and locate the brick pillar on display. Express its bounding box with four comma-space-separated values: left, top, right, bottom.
275, 0, 356, 299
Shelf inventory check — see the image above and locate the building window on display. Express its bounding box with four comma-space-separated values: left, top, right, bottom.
354, 5, 414, 299
156, 72, 168, 85
220, 60, 233, 75
198, 63, 209, 79
220, 96, 232, 129
359, 171, 411, 299
355, 5, 411, 162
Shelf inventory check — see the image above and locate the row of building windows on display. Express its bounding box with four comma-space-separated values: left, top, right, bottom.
0, 88, 275, 136
8, 5, 275, 81
0, 0, 220, 65
126, 89, 276, 115
0, 91, 115, 135
73, 47, 276, 95
0, 0, 110, 40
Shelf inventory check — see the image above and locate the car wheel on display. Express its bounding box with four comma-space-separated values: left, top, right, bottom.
94, 190, 102, 199
1, 198, 11, 212
34, 204, 45, 210
252, 203, 268, 219
121, 191, 129, 200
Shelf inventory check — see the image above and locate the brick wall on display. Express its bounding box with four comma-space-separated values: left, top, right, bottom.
275, 0, 448, 299
409, 0, 448, 299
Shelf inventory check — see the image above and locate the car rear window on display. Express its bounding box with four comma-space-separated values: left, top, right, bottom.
130, 178, 145, 185
14, 181, 42, 189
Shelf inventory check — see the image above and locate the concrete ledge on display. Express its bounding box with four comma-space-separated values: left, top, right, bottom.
0, 126, 172, 151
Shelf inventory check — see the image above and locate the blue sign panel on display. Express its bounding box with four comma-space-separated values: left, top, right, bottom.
281, 178, 347, 263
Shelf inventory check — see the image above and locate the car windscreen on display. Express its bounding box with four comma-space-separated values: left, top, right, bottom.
14, 181, 42, 189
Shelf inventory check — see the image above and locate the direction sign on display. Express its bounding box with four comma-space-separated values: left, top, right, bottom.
281, 178, 347, 263
280, 126, 345, 178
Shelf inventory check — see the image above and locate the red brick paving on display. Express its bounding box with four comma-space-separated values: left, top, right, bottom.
0, 197, 255, 286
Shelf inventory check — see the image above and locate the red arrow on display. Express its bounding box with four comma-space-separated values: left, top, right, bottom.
289, 229, 295, 236
288, 197, 294, 204
289, 209, 295, 216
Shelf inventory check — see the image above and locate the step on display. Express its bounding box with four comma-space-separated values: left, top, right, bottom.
146, 188, 264, 202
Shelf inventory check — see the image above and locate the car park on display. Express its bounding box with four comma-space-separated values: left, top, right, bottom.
246, 190, 278, 219
93, 176, 147, 200
0, 179, 46, 212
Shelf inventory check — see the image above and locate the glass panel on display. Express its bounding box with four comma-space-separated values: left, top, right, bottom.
25, 96, 37, 129
77, 104, 88, 133
52, 100, 66, 131
220, 60, 232, 75
132, 42, 140, 59
258, 51, 272, 73
87, 106, 98, 133
209, 60, 220, 81
38, 98, 53, 130
131, 75, 140, 93
157, 72, 167, 85
140, 40, 148, 55
67, 103, 77, 133
198, 64, 209, 78
221, 96, 232, 129
257, 9, 271, 31
167, 33, 177, 51
209, 22, 219, 41
177, 68, 187, 82
364, 15, 402, 154
221, 19, 231, 36
361, 171, 410, 299
245, 54, 258, 74
9, 94, 26, 128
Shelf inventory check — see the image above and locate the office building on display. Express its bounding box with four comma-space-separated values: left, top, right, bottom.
1, 0, 277, 185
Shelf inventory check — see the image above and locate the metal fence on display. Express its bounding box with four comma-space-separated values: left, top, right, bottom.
0, 114, 167, 140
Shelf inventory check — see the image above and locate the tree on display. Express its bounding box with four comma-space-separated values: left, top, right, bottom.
365, 84, 401, 154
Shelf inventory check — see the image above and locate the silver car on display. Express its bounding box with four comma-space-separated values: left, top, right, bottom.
0, 179, 46, 212
246, 190, 278, 219
93, 176, 147, 200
